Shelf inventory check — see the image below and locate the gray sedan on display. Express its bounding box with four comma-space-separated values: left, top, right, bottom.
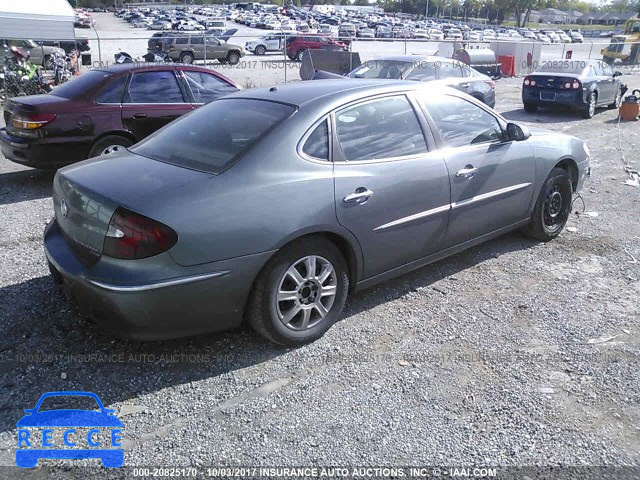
44, 81, 590, 345
346, 55, 497, 108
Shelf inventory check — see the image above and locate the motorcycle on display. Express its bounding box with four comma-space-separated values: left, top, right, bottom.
1, 45, 52, 99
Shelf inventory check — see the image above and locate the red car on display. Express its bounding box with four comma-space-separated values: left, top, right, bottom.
285, 35, 348, 62
1, 64, 240, 169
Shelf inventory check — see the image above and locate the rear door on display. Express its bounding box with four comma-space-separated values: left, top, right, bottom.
189, 36, 205, 60
331, 94, 450, 279
121, 69, 193, 141
419, 94, 535, 247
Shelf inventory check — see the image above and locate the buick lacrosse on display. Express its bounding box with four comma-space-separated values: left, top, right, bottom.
44, 80, 590, 345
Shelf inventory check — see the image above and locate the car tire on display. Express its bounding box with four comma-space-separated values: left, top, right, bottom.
247, 237, 349, 346
609, 89, 622, 109
88, 135, 134, 159
522, 167, 572, 242
296, 49, 306, 62
581, 92, 597, 119
524, 102, 538, 113
179, 52, 194, 64
255, 45, 266, 55
227, 51, 241, 65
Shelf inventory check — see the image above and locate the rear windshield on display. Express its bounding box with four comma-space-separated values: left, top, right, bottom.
51, 70, 112, 99
132, 99, 296, 174
535, 61, 588, 74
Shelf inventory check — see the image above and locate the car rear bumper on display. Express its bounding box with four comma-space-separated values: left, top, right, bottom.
44, 218, 274, 340
522, 88, 585, 109
0, 128, 87, 169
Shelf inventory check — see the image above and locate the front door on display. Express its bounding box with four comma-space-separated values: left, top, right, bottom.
121, 69, 193, 141
419, 94, 535, 247
331, 95, 450, 279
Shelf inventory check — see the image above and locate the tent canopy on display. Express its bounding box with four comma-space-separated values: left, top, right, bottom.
0, 0, 76, 41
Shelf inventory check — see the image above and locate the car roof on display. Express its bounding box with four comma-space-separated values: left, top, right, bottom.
358, 55, 455, 63
225, 79, 457, 108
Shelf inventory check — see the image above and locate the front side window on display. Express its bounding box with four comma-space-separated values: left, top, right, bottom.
335, 96, 427, 162
437, 61, 464, 79
302, 120, 329, 160
125, 71, 184, 104
132, 99, 295, 174
423, 95, 502, 148
184, 70, 237, 103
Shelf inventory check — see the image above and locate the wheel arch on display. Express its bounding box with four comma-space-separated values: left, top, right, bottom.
247, 228, 364, 304
553, 157, 579, 192
88, 131, 137, 157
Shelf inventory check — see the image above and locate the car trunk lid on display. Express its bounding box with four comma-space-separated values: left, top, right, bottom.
53, 152, 212, 263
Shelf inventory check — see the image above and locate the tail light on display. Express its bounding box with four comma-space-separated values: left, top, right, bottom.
564, 82, 571, 88
485, 79, 495, 89
12, 113, 56, 130
524, 77, 536, 87
103, 207, 178, 260
572, 80, 580, 89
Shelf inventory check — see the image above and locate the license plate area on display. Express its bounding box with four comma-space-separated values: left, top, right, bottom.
540, 91, 556, 101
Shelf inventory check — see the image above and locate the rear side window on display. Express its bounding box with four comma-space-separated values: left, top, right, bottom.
132, 99, 295, 174
302, 120, 329, 160
176, 37, 189, 45
50, 70, 113, 99
191, 37, 204, 45
96, 75, 127, 104
124, 71, 184, 104
183, 70, 237, 103
335, 96, 427, 161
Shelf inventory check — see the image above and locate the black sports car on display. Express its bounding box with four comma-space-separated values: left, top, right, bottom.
522, 59, 623, 118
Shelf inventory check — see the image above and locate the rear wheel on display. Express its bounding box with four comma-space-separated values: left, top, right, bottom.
179, 52, 194, 64
522, 167, 572, 242
255, 45, 266, 55
296, 49, 306, 62
247, 238, 349, 346
581, 92, 597, 119
88, 135, 133, 159
524, 102, 538, 113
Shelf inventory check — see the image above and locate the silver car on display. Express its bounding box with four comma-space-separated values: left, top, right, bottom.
345, 56, 497, 108
44, 81, 590, 345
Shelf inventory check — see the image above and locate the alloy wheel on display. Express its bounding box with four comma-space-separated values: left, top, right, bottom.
588, 94, 596, 117
275, 255, 337, 331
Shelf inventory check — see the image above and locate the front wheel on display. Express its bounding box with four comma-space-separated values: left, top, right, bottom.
247, 238, 349, 346
522, 167, 572, 242
296, 49, 306, 62
255, 45, 266, 55
609, 89, 622, 109
226, 51, 240, 65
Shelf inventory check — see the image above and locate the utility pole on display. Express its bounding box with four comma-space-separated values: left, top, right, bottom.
425, 0, 429, 19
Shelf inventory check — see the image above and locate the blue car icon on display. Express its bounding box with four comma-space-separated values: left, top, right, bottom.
16, 391, 123, 468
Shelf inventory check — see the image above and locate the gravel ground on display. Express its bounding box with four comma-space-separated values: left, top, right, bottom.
0, 15, 639, 478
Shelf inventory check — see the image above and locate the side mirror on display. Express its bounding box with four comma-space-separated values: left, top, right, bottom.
506, 122, 530, 141
613, 71, 622, 77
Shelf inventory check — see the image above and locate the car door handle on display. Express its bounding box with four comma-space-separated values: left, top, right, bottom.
456, 165, 478, 178
343, 188, 374, 204
133, 113, 147, 119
